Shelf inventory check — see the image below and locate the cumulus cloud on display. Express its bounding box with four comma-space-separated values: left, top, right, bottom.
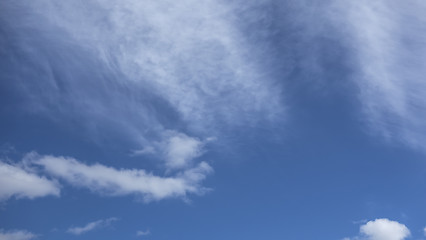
331, 0, 426, 150
345, 218, 410, 240
0, 161, 60, 201
67, 217, 118, 235
0, 229, 36, 240
33, 154, 212, 201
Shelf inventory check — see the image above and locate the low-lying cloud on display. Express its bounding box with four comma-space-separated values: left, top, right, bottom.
0, 160, 60, 201
0, 153, 212, 203
344, 218, 411, 240
0, 229, 36, 240
34, 154, 213, 201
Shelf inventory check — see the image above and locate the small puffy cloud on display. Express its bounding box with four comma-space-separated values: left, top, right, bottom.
0, 229, 36, 240
360, 219, 410, 240
345, 218, 410, 240
0, 161, 60, 201
136, 230, 150, 237
163, 132, 204, 170
33, 154, 212, 201
132, 131, 214, 171
67, 217, 118, 235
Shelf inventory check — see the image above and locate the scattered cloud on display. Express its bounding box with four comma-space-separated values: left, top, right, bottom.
344, 218, 410, 240
331, 0, 426, 150
0, 229, 36, 240
161, 132, 211, 170
136, 230, 150, 237
131, 131, 214, 171
67, 217, 118, 235
0, 160, 60, 201
163, 132, 203, 170
32, 154, 212, 201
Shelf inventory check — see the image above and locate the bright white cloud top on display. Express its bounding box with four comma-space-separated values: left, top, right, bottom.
345, 218, 411, 240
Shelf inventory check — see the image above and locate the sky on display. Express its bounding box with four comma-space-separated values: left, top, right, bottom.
1, 0, 426, 239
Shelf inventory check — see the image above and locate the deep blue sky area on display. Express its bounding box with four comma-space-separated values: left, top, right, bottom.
1, 1, 426, 240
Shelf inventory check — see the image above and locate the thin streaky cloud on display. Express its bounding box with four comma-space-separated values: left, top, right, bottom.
67, 217, 118, 235
330, 0, 426, 150
32, 154, 213, 201
136, 230, 150, 237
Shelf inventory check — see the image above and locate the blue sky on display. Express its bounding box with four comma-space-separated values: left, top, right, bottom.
1, 0, 426, 239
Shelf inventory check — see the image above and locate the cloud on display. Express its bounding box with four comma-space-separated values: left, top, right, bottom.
67, 217, 118, 235
0, 160, 60, 201
330, 0, 426, 150
345, 218, 410, 240
33, 154, 213, 201
0, 1, 284, 198
136, 230, 150, 237
1, 0, 283, 146
0, 229, 36, 240
131, 131, 213, 170
163, 132, 204, 170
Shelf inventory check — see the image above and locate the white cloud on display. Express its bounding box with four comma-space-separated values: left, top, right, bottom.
2, 0, 283, 146
345, 218, 410, 240
164, 133, 203, 169
67, 217, 118, 235
360, 219, 410, 240
33, 154, 212, 201
331, 0, 426, 150
161, 132, 208, 170
131, 131, 212, 170
0, 229, 36, 240
136, 230, 150, 237
0, 161, 60, 201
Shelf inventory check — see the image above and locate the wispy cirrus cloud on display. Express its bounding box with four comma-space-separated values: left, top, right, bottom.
1, 0, 283, 143
67, 217, 118, 235
0, 160, 59, 201
330, 0, 426, 150
0, 0, 285, 196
